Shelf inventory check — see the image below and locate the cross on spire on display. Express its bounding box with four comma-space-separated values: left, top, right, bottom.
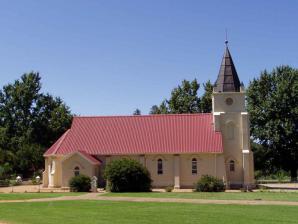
225, 28, 228, 45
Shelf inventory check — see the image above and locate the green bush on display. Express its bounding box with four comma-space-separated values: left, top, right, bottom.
69, 174, 91, 192
104, 158, 152, 192
195, 175, 225, 192
31, 171, 43, 185
255, 170, 290, 183
10, 179, 22, 186
0, 179, 10, 187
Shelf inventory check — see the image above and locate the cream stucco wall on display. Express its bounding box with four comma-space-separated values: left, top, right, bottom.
44, 149, 250, 189
61, 153, 99, 187
43, 153, 99, 188
179, 154, 226, 188
106, 153, 225, 188
213, 91, 255, 187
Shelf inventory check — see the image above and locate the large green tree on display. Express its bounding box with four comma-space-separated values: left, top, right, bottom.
200, 80, 213, 113
247, 66, 298, 181
150, 79, 212, 114
0, 72, 72, 176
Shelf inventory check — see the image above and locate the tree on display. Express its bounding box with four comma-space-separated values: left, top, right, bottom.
133, 108, 141, 115
0, 72, 72, 176
150, 79, 213, 114
247, 66, 298, 181
32, 94, 72, 147
200, 80, 213, 113
168, 79, 201, 113
150, 100, 169, 114
251, 141, 274, 175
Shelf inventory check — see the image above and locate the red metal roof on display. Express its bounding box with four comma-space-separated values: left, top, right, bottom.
44, 113, 223, 156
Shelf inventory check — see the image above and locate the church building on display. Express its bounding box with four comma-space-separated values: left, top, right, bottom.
43, 42, 255, 189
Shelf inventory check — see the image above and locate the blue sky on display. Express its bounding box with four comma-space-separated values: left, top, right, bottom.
0, 0, 297, 115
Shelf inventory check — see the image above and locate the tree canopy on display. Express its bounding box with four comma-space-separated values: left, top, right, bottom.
0, 72, 72, 177
133, 108, 141, 115
150, 79, 213, 114
247, 66, 298, 180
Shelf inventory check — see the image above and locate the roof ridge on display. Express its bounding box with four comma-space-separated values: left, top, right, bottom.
73, 113, 212, 119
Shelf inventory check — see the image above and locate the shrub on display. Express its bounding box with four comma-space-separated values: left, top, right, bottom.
69, 174, 91, 192
31, 171, 43, 185
104, 158, 152, 192
195, 175, 225, 192
165, 186, 173, 192
10, 179, 22, 186
31, 178, 38, 185
0, 179, 10, 187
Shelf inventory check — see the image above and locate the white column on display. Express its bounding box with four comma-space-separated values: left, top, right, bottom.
174, 155, 180, 189
48, 159, 55, 188
48, 163, 53, 187
241, 112, 254, 188
242, 150, 251, 187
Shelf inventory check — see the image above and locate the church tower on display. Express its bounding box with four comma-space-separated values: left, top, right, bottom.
212, 41, 254, 188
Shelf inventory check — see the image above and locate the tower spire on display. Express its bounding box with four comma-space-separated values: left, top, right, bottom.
214, 39, 241, 92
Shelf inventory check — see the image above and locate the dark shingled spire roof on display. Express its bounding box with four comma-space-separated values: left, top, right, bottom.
214, 44, 241, 92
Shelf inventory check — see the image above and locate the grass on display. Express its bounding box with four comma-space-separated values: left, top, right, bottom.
0, 192, 84, 200
0, 200, 297, 224
101, 191, 298, 202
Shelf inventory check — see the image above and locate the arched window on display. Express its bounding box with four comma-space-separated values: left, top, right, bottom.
229, 160, 235, 172
192, 158, 197, 175
157, 159, 163, 175
74, 166, 80, 176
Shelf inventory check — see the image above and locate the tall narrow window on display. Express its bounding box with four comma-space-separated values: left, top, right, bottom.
226, 122, 235, 140
74, 166, 80, 176
229, 160, 235, 172
192, 158, 197, 175
157, 159, 163, 175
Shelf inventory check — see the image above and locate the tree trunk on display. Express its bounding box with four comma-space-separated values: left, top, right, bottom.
290, 168, 297, 182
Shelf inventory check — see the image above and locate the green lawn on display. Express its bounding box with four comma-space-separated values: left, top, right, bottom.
0, 192, 84, 200
101, 191, 298, 202
0, 200, 297, 224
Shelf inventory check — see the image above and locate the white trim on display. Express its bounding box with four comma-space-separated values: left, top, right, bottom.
61, 151, 100, 165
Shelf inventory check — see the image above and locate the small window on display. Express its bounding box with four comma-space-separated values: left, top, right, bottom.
225, 97, 233, 105
74, 166, 80, 176
157, 159, 163, 175
192, 158, 197, 175
229, 160, 235, 172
